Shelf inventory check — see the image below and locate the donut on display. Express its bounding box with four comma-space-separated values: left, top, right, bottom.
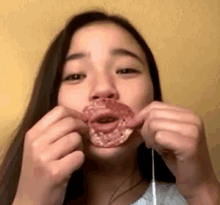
82, 98, 135, 148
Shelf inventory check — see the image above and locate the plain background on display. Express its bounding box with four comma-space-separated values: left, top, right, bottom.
0, 0, 219, 181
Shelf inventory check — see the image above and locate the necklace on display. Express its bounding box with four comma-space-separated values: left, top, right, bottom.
108, 169, 145, 205
108, 148, 157, 205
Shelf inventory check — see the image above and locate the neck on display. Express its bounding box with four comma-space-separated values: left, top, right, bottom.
80, 153, 147, 205
83, 149, 139, 184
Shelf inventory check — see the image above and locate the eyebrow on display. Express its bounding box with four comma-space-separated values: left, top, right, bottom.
65, 48, 144, 65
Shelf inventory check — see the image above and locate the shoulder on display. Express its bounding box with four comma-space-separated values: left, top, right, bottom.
130, 181, 188, 205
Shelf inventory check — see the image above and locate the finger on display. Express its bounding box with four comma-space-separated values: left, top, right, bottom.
41, 132, 84, 161
36, 117, 89, 146
65, 107, 89, 122
152, 131, 181, 155
142, 119, 200, 148
30, 106, 86, 138
153, 131, 200, 181
148, 101, 192, 113
151, 131, 188, 176
52, 150, 85, 182
33, 106, 70, 134
125, 101, 193, 128
148, 109, 201, 127
153, 130, 197, 161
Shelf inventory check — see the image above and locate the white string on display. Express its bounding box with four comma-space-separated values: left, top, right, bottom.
152, 148, 157, 205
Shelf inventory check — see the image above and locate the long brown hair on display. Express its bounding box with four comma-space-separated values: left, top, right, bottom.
0, 9, 175, 205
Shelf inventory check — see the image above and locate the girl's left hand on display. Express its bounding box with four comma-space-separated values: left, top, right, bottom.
125, 101, 219, 199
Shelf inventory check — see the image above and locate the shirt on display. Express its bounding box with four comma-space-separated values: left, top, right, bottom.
130, 181, 188, 205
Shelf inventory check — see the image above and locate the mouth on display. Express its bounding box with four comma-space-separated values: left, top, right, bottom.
89, 112, 120, 133
90, 112, 119, 124
96, 116, 118, 124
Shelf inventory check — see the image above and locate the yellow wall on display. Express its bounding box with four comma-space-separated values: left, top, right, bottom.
0, 0, 220, 180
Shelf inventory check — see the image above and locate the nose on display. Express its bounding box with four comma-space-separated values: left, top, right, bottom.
89, 73, 119, 101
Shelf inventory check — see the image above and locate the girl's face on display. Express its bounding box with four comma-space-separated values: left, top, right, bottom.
58, 22, 154, 163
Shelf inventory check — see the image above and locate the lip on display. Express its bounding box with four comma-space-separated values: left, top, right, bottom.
89, 110, 119, 123
91, 120, 119, 133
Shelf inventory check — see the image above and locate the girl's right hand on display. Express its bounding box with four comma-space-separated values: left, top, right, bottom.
12, 106, 89, 205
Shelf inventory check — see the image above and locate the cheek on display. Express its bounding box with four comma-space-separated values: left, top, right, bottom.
139, 79, 154, 105
120, 77, 154, 112
57, 85, 88, 112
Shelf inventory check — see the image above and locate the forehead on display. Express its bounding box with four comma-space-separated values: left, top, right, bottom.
68, 21, 146, 62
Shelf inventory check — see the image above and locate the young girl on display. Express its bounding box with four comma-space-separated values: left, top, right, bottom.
0, 10, 219, 205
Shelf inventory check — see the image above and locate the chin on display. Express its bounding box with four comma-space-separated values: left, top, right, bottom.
83, 131, 143, 164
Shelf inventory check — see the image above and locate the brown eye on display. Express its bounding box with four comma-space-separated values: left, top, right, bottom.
116, 68, 139, 74
63, 74, 86, 81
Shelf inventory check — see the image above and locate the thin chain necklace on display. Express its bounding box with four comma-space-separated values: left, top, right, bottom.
108, 170, 144, 205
